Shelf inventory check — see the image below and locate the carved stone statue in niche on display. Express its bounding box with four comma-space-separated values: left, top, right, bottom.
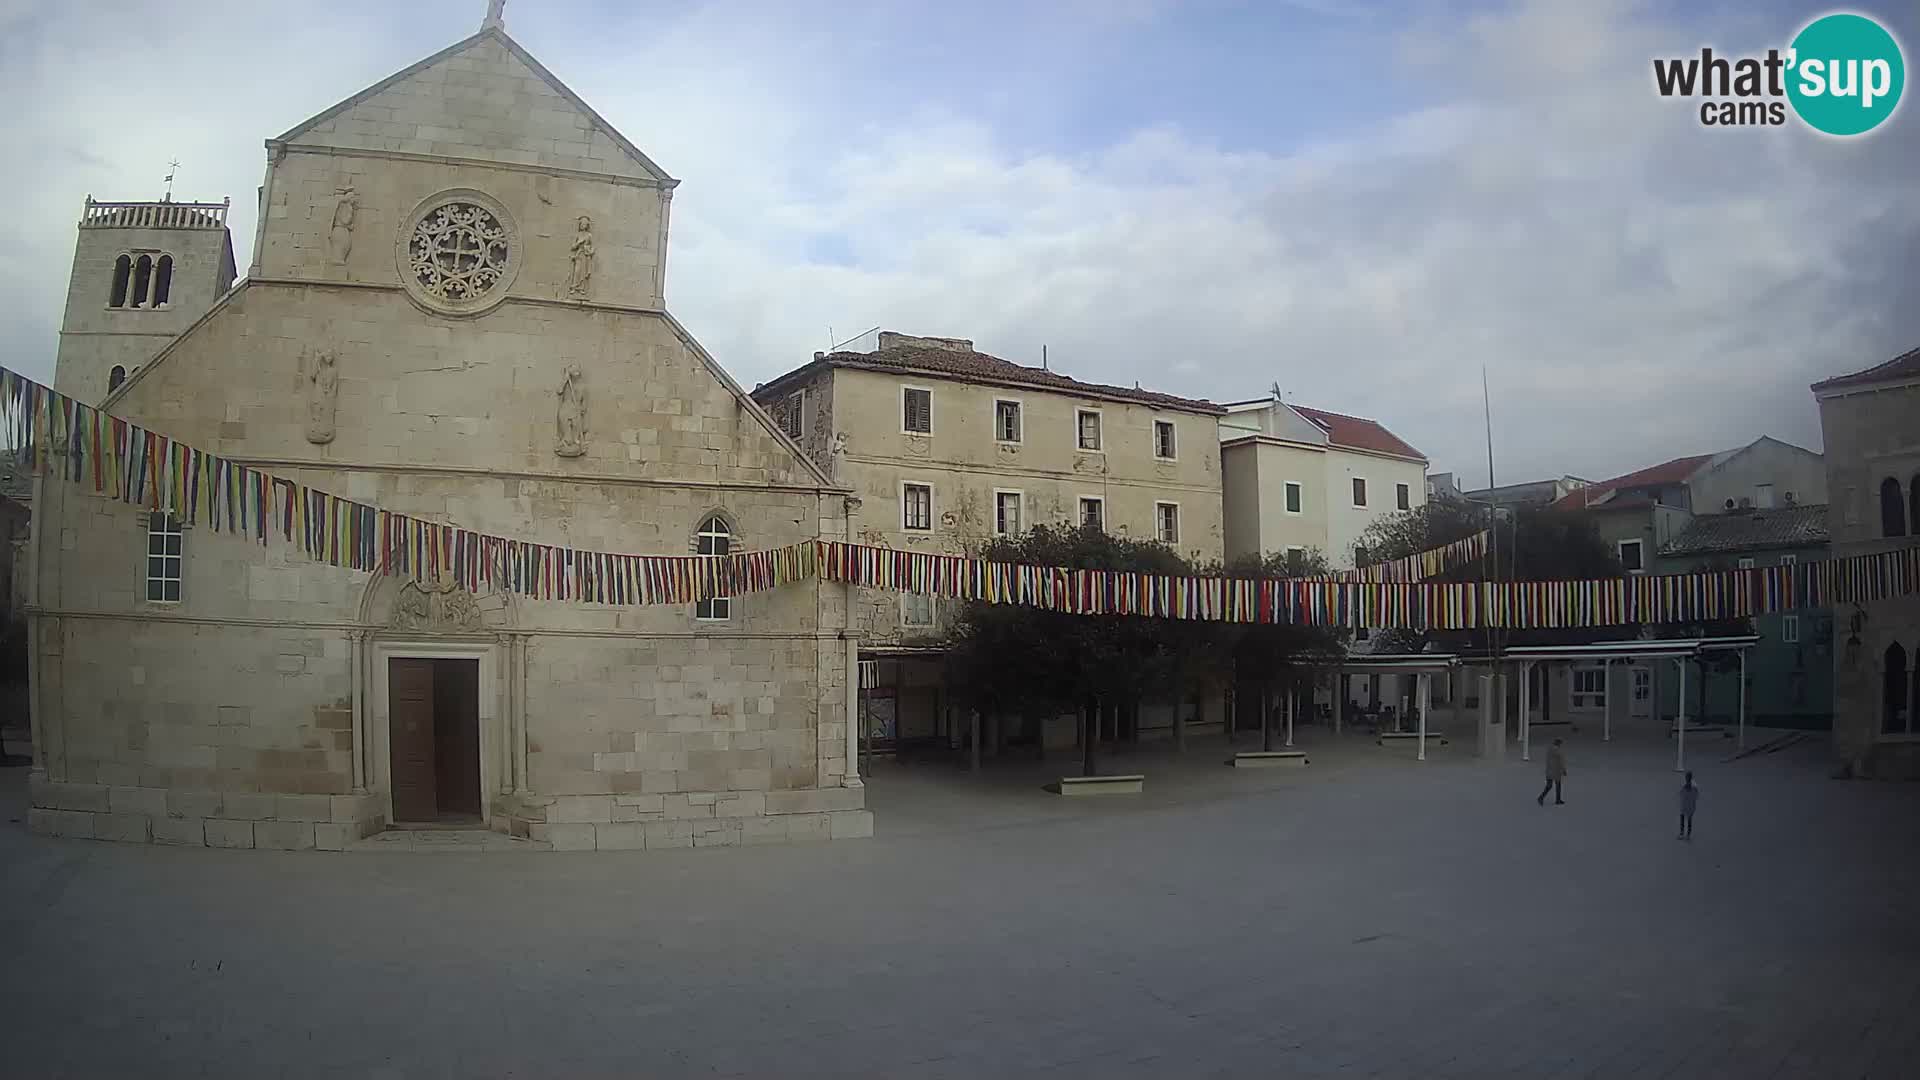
555, 364, 589, 457
390, 573, 484, 632
305, 349, 340, 445
828, 431, 849, 481
566, 215, 595, 299
327, 186, 357, 265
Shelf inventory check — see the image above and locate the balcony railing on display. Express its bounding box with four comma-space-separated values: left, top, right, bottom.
80, 196, 230, 230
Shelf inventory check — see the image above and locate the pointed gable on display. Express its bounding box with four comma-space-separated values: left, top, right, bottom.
276, 29, 674, 184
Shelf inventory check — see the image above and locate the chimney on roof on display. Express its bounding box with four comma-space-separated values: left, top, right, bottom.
813, 351, 824, 360
877, 331, 973, 353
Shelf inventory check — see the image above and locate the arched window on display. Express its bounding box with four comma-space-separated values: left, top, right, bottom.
108, 365, 127, 392
108, 254, 132, 308
694, 514, 731, 621
130, 254, 153, 309
152, 255, 174, 308
1882, 477, 1908, 538
1886, 642, 1910, 735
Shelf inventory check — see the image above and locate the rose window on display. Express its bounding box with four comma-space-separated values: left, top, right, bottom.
407, 201, 511, 302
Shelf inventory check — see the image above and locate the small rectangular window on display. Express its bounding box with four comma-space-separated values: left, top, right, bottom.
994, 400, 1022, 443
1396, 483, 1410, 511
1079, 497, 1104, 531
1155, 502, 1180, 544
1352, 478, 1367, 507
146, 511, 183, 602
1571, 666, 1607, 710
1755, 483, 1774, 509
995, 491, 1023, 536
901, 591, 936, 629
1780, 553, 1798, 567
1782, 614, 1800, 644
781, 391, 805, 439
902, 387, 932, 434
1738, 557, 1756, 570
1618, 539, 1644, 573
902, 483, 933, 531
1284, 482, 1302, 514
1076, 410, 1102, 451
1154, 420, 1176, 460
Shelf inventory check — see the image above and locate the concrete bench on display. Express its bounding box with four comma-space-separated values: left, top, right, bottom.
1229, 751, 1309, 768
1377, 732, 1448, 751
1053, 774, 1146, 796
1668, 724, 1731, 739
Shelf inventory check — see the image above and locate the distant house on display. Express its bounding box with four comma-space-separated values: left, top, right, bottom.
1218, 396, 1428, 569
1548, 436, 1827, 575
1657, 504, 1832, 729
1465, 475, 1591, 510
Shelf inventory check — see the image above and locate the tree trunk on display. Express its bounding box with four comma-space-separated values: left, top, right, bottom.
1261, 679, 1274, 752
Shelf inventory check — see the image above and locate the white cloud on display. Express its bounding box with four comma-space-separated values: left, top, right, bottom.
3, 0, 1914, 484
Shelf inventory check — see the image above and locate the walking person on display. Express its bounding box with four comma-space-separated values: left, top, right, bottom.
1679, 771, 1699, 839
1537, 737, 1567, 805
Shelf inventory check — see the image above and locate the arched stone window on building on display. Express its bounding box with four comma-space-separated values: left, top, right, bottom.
1886, 642, 1910, 735
694, 514, 732, 621
108, 254, 132, 308
108, 365, 127, 392
1881, 477, 1908, 539
130, 254, 154, 309
152, 254, 174, 308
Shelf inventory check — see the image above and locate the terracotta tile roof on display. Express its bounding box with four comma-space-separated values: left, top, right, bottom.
1811, 344, 1920, 392
1287, 405, 1426, 461
1660, 504, 1830, 556
1548, 454, 1715, 510
761, 344, 1224, 414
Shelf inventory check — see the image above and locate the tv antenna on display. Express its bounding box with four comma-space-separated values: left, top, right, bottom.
164, 158, 180, 200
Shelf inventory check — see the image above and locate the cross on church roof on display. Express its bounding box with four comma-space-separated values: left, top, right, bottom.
483, 0, 505, 31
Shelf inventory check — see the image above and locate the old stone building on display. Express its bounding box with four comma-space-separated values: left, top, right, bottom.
26, 13, 868, 849
752, 332, 1226, 752
1813, 346, 1920, 776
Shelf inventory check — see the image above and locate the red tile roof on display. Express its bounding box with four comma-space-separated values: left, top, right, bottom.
1287, 405, 1426, 461
1811, 344, 1920, 391
759, 344, 1224, 413
1548, 454, 1714, 510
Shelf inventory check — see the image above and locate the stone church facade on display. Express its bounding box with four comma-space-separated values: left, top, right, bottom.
26, 19, 869, 850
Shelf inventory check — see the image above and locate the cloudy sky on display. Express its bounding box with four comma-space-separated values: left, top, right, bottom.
2, 0, 1914, 485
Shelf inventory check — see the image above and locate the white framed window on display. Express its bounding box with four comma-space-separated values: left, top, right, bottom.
901, 591, 936, 629
902, 482, 933, 531
780, 390, 805, 439
994, 490, 1024, 537
1738, 557, 1756, 570
1078, 496, 1105, 531
1155, 502, 1180, 544
1755, 483, 1774, 508
1075, 408, 1103, 452
1153, 419, 1176, 460
1396, 483, 1410, 511
1571, 665, 1607, 710
1780, 553, 1798, 567
1351, 477, 1367, 507
694, 514, 731, 621
1284, 481, 1303, 515
994, 399, 1023, 444
1618, 539, 1644, 573
1782, 614, 1801, 643
146, 511, 183, 602
901, 386, 932, 435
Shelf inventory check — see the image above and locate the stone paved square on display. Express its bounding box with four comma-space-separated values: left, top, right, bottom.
2, 728, 1916, 1078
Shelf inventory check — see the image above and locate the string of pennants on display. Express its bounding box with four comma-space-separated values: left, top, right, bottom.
5, 363, 1917, 628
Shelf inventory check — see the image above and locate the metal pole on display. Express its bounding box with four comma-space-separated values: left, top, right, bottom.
1417, 671, 1430, 762
1603, 659, 1612, 743
1520, 662, 1532, 762
970, 708, 981, 772
1261, 684, 1273, 753
1284, 682, 1295, 748
1333, 669, 1344, 734
1737, 649, 1748, 750
1675, 659, 1688, 773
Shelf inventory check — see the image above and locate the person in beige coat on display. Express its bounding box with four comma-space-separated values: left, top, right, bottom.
1537, 738, 1567, 805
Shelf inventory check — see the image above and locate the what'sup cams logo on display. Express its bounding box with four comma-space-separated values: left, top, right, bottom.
1653, 11, 1905, 135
